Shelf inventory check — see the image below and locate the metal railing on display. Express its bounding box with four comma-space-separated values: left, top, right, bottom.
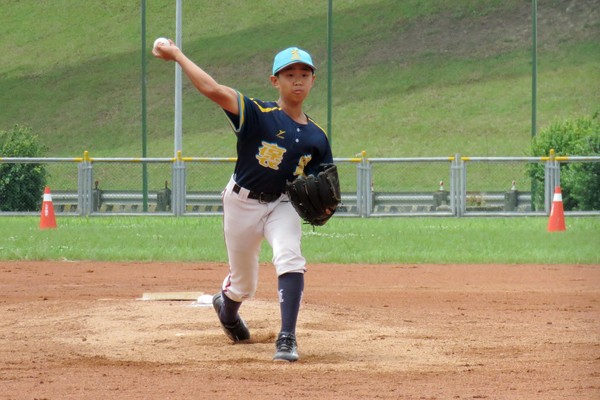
1, 152, 599, 217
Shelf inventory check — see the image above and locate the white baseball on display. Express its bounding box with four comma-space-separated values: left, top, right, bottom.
153, 37, 169, 49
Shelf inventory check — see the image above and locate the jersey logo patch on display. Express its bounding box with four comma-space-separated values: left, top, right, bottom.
276, 130, 285, 139
256, 142, 287, 170
294, 154, 312, 176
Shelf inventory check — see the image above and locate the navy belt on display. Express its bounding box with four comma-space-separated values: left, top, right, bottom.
233, 184, 281, 203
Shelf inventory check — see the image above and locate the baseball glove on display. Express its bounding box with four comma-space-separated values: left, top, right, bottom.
286, 163, 341, 226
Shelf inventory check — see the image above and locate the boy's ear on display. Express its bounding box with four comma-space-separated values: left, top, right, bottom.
270, 75, 279, 88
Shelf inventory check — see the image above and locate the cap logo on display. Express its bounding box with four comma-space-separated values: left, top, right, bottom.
290, 49, 301, 60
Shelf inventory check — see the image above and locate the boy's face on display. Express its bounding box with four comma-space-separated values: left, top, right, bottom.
271, 64, 316, 102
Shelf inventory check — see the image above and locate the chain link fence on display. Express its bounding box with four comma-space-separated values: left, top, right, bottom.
1, 154, 599, 217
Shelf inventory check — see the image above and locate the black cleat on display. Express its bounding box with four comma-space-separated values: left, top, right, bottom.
273, 332, 299, 362
212, 292, 250, 343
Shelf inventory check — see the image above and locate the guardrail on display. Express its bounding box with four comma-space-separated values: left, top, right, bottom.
1, 151, 599, 217
47, 189, 534, 215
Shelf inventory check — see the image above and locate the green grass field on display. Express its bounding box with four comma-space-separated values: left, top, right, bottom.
1, 216, 598, 264
1, 2, 598, 265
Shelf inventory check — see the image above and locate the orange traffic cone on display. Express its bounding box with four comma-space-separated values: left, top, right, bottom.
547, 186, 566, 232
40, 186, 57, 229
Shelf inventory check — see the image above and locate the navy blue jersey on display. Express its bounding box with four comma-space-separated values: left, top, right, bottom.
224, 92, 333, 194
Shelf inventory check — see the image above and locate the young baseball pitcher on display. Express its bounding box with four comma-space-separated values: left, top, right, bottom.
153, 42, 335, 361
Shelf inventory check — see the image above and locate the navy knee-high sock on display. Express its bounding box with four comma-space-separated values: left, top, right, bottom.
278, 272, 304, 334
220, 291, 242, 326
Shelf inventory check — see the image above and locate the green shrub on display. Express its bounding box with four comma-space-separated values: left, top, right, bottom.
529, 113, 600, 211
0, 125, 48, 211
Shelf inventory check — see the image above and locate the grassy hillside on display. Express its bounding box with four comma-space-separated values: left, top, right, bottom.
1, 0, 598, 159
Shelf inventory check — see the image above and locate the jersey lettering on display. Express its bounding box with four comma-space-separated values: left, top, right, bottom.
256, 142, 287, 170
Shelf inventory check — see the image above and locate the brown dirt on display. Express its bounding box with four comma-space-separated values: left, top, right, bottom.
0, 261, 598, 399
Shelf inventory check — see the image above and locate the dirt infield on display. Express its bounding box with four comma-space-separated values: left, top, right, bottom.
0, 261, 598, 399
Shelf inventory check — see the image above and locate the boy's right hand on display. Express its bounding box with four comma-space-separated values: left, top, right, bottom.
152, 39, 179, 61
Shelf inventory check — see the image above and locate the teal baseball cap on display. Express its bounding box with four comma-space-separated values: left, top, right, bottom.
272, 47, 316, 75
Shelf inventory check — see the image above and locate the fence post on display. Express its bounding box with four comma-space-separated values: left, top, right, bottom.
356, 151, 371, 217
171, 151, 186, 216
460, 156, 467, 216
544, 149, 560, 214
365, 154, 373, 217
77, 151, 93, 216
450, 153, 465, 217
